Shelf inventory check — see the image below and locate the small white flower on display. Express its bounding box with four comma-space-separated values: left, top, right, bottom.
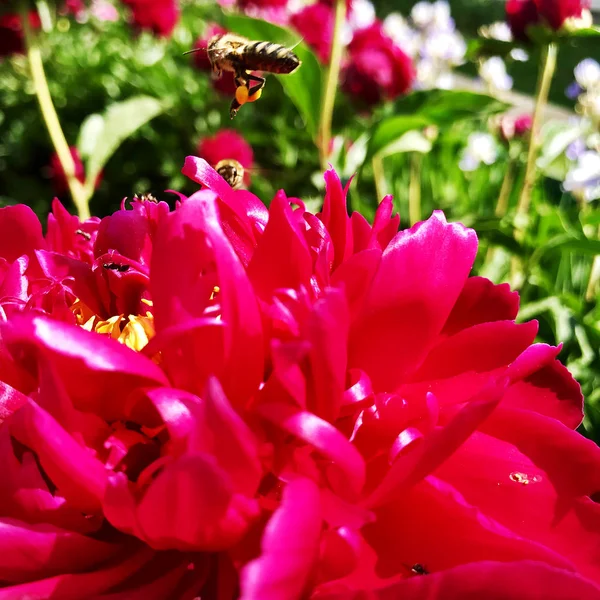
564, 151, 600, 202
485, 21, 512, 42
383, 13, 420, 57
348, 0, 376, 32
411, 2, 435, 29
479, 56, 513, 91
459, 133, 499, 172
574, 59, 600, 91
510, 48, 529, 62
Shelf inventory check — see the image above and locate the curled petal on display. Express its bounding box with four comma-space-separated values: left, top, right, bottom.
364, 378, 506, 509
0, 256, 29, 302
256, 403, 366, 497
0, 548, 155, 600
1, 315, 168, 421
8, 401, 107, 514
240, 478, 322, 600
0, 205, 46, 264
0, 518, 117, 583
94, 209, 153, 265
135, 453, 259, 551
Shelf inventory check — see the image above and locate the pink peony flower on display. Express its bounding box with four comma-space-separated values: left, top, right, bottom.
342, 22, 415, 106
0, 157, 599, 598
506, 0, 540, 41
499, 113, 533, 141
198, 129, 254, 185
291, 1, 334, 64
506, 0, 591, 40
120, 0, 179, 37
49, 147, 89, 196
0, 12, 41, 58
535, 0, 591, 30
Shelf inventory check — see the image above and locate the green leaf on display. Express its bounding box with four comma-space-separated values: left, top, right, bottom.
365, 90, 508, 161
466, 37, 516, 60
222, 14, 323, 140
392, 89, 509, 124
77, 96, 165, 194
538, 121, 585, 180
530, 235, 600, 266
561, 25, 600, 39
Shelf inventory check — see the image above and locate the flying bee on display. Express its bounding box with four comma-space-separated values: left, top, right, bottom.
215, 159, 245, 190
185, 33, 301, 118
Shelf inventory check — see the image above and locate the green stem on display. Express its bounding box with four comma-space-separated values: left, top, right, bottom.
585, 225, 600, 302
408, 153, 422, 226
318, 0, 346, 170
20, 3, 90, 219
515, 43, 557, 227
372, 155, 385, 203
495, 157, 515, 218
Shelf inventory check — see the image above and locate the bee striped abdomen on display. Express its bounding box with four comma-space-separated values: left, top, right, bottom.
244, 41, 301, 74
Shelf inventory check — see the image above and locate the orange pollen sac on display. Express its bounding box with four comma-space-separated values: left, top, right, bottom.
235, 85, 249, 105
70, 298, 156, 353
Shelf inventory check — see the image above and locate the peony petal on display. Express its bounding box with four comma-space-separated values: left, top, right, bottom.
248, 190, 313, 301
480, 406, 600, 498
0, 256, 29, 302
94, 208, 152, 265
364, 378, 506, 509
0, 205, 46, 263
196, 377, 262, 496
330, 248, 381, 320
255, 403, 366, 497
151, 196, 263, 406
2, 314, 168, 421
349, 211, 478, 391
434, 431, 600, 584
8, 401, 107, 513
0, 380, 28, 422
442, 276, 520, 336
318, 169, 351, 269
409, 320, 538, 382
504, 354, 583, 429
303, 287, 349, 423
182, 156, 268, 235
370, 195, 400, 250
240, 477, 322, 600
315, 560, 600, 599
0, 548, 155, 600
0, 517, 117, 583
136, 452, 259, 551
363, 476, 575, 580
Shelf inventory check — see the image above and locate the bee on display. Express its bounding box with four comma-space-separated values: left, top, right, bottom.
185, 33, 301, 118
215, 159, 245, 190
411, 564, 429, 576
103, 262, 130, 273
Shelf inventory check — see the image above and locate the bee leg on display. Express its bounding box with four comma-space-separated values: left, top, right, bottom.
246, 73, 266, 99
229, 96, 242, 119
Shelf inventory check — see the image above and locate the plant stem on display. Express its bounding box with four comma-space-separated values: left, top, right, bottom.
515, 43, 557, 226
20, 3, 90, 219
585, 225, 600, 302
372, 155, 385, 202
495, 157, 515, 218
408, 153, 422, 225
319, 0, 346, 170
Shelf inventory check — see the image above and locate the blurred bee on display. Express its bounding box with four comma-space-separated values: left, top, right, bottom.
185, 33, 301, 118
215, 159, 245, 190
